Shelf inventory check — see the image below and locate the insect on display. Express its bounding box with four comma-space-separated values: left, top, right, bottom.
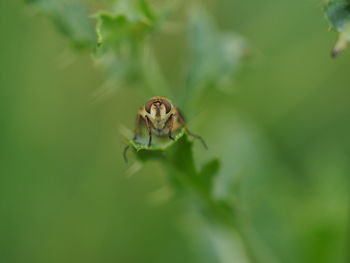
123, 96, 207, 162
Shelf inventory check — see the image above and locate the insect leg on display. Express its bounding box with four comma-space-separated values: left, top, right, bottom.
133, 114, 142, 140
185, 128, 208, 149
177, 112, 207, 149
123, 145, 130, 163
168, 114, 175, 140
145, 116, 152, 147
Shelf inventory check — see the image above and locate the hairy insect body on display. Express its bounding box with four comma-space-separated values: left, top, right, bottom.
150, 116, 172, 136
123, 96, 207, 162
138, 108, 174, 137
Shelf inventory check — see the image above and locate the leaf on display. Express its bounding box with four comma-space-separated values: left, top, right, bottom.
127, 128, 198, 174
95, 12, 154, 51
183, 8, 247, 102
93, 3, 164, 94
27, 0, 96, 49
164, 132, 197, 176
125, 127, 183, 161
326, 1, 350, 30
139, 0, 156, 22
325, 1, 350, 56
95, 0, 160, 53
197, 158, 220, 195
130, 129, 197, 176
127, 129, 221, 199
129, 128, 186, 152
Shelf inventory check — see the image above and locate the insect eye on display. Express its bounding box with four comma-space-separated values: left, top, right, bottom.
145, 101, 153, 113
163, 101, 171, 113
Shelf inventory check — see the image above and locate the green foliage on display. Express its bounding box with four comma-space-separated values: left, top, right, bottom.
94, 8, 159, 90
131, 131, 235, 224
130, 129, 205, 178
28, 0, 168, 93
24, 0, 264, 261
26, 0, 253, 260
184, 9, 247, 103
198, 158, 220, 196
325, 0, 350, 56
129, 128, 185, 152
96, 13, 154, 50
9, 0, 349, 263
326, 1, 350, 30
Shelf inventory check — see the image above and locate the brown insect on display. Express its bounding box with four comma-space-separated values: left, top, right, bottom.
123, 96, 207, 162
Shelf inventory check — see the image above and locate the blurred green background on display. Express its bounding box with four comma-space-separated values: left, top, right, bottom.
0, 0, 349, 263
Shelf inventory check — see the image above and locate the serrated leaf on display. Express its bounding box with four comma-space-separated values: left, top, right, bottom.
96, 12, 154, 50
130, 128, 186, 152
93, 4, 162, 93
130, 129, 197, 174
127, 129, 220, 196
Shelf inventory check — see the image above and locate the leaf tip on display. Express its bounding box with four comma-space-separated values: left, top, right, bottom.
331, 32, 349, 57
331, 49, 340, 58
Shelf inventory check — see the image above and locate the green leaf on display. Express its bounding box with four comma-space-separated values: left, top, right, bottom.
164, 132, 197, 176
139, 0, 156, 22
197, 158, 220, 195
326, 1, 350, 31
93, 4, 164, 93
27, 0, 96, 49
183, 8, 247, 103
325, 1, 350, 56
96, 12, 154, 50
128, 129, 220, 198
130, 129, 196, 174
125, 124, 235, 225
129, 131, 182, 163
